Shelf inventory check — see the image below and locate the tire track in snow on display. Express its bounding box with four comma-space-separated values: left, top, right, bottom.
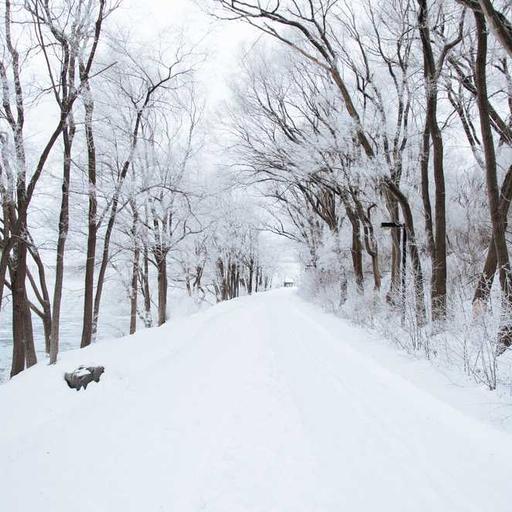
264, 292, 512, 511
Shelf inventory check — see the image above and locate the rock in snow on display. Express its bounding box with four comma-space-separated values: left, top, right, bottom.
1, 288, 512, 511
64, 366, 105, 391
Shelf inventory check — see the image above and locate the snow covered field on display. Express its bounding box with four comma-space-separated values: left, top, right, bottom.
1, 288, 512, 511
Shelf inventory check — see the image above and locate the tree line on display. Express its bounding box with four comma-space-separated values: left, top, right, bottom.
214, 0, 512, 388
0, 0, 274, 378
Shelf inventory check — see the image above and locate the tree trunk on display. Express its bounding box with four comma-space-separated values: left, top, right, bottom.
129, 246, 139, 335
357, 201, 381, 291
80, 71, 98, 349
10, 238, 35, 376
384, 195, 401, 304
129, 207, 139, 335
194, 265, 204, 295
417, 0, 447, 320
429, 120, 447, 320
473, 165, 512, 308
50, 119, 75, 364
474, 12, 512, 352
27, 244, 51, 354
385, 179, 427, 326
157, 252, 168, 326
0, 235, 14, 312
248, 261, 254, 294
22, 286, 36, 366
476, 0, 512, 58
370, 252, 381, 291
89, 198, 118, 345
255, 267, 260, 293
420, 125, 435, 256
141, 246, 152, 328
348, 212, 364, 291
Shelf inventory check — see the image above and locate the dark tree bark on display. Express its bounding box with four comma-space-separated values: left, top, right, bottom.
129, 209, 140, 335
385, 178, 427, 326
348, 211, 364, 292
384, 193, 401, 304
27, 243, 51, 353
247, 259, 254, 295
473, 165, 512, 307
3, 0, 35, 376
46, 0, 79, 364
456, 0, 512, 57
79, 67, 98, 350
10, 247, 27, 377
477, 0, 512, 58
417, 0, 451, 320
141, 246, 152, 328
420, 125, 435, 257
89, 202, 117, 344
474, 11, 512, 353
355, 201, 381, 291
156, 251, 168, 326
50, 115, 76, 364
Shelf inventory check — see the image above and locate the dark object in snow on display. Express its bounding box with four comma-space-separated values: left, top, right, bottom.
283, 280, 295, 288
64, 366, 104, 391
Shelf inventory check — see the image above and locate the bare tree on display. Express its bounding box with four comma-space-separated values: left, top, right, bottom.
80, 43, 195, 346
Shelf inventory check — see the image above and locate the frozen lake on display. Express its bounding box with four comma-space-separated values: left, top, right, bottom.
0, 272, 131, 382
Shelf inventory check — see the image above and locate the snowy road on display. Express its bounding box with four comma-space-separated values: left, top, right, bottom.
1, 289, 512, 511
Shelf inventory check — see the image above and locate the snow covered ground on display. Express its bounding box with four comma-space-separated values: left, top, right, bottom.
1, 288, 512, 511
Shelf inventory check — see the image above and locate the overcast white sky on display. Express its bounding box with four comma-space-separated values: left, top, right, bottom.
122, 0, 259, 105
24, 0, 300, 279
